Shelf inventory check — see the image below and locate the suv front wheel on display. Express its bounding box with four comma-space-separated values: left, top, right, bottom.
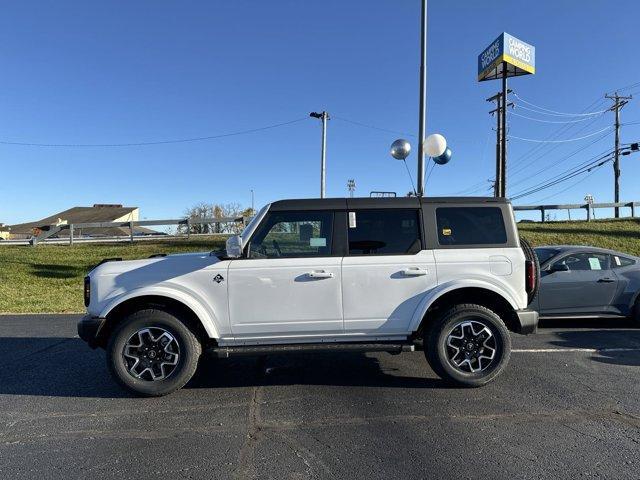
106, 309, 202, 396
425, 304, 511, 387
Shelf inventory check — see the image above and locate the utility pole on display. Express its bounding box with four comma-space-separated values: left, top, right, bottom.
605, 93, 632, 217
310, 111, 329, 198
487, 88, 513, 197
416, 0, 427, 196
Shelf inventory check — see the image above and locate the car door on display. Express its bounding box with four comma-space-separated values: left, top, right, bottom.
227, 210, 344, 340
341, 207, 437, 335
538, 252, 618, 315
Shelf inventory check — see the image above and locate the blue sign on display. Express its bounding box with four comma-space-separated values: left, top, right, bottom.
478, 33, 535, 82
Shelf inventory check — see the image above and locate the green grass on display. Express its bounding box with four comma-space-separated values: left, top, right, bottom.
1, 219, 639, 314
0, 237, 226, 314
518, 219, 640, 256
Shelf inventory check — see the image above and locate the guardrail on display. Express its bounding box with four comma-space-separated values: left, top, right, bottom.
0, 216, 250, 246
513, 201, 640, 222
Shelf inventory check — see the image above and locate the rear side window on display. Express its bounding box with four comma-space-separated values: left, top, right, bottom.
348, 209, 421, 255
611, 255, 636, 268
436, 207, 507, 246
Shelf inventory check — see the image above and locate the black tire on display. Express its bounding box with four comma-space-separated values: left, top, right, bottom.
425, 304, 511, 387
520, 236, 540, 304
107, 309, 202, 397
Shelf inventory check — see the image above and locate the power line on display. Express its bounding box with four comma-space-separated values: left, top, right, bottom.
506, 96, 609, 173
511, 93, 610, 117
509, 110, 604, 124
508, 133, 611, 188
0, 117, 309, 147
526, 169, 600, 204
511, 153, 614, 200
508, 125, 613, 143
332, 116, 415, 137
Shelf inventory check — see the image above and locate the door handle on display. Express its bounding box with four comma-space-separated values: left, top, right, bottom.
306, 270, 334, 279
402, 268, 428, 276
597, 277, 615, 283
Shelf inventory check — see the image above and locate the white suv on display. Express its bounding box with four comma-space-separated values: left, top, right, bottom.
78, 197, 539, 396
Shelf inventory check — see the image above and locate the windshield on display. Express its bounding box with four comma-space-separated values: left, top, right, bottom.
534, 247, 560, 265
240, 204, 269, 241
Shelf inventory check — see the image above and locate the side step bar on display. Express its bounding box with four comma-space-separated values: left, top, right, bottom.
211, 342, 416, 358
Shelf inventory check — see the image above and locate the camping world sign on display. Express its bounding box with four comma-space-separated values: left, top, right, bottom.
478, 33, 535, 81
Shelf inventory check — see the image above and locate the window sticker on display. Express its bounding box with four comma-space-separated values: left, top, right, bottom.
442, 228, 452, 236
588, 257, 602, 270
348, 212, 357, 228
614, 256, 621, 266
310, 237, 327, 247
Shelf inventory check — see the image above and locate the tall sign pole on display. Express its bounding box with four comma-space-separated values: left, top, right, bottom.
416, 0, 427, 197
605, 92, 631, 218
478, 33, 535, 198
500, 64, 508, 197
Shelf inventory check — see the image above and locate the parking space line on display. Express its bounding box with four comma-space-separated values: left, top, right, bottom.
512, 348, 640, 353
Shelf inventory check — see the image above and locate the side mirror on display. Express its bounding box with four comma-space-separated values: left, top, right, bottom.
226, 235, 243, 258
549, 263, 569, 273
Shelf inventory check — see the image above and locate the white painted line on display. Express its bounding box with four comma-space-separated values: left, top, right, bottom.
512, 347, 640, 353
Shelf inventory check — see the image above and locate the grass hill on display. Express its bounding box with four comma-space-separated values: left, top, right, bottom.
1, 219, 639, 313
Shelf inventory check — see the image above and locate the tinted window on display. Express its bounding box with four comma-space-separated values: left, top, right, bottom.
249, 211, 333, 258
535, 248, 560, 265
555, 252, 609, 271
436, 207, 507, 245
611, 255, 636, 268
348, 209, 421, 255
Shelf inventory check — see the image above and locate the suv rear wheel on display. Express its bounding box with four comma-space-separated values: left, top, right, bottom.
107, 309, 202, 396
425, 304, 511, 387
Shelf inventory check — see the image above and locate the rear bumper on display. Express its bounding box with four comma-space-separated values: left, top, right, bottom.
77, 314, 106, 348
516, 309, 538, 335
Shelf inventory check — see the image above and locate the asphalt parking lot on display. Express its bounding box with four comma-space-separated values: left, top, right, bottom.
0, 315, 639, 479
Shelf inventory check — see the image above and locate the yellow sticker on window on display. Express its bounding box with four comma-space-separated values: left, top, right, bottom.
442, 228, 452, 236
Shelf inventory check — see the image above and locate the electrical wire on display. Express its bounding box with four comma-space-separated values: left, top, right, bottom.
511, 93, 610, 117
0, 117, 309, 147
506, 96, 609, 172
510, 153, 613, 200
509, 110, 604, 124
525, 169, 600, 205
333, 116, 415, 137
508, 133, 611, 188
508, 126, 613, 143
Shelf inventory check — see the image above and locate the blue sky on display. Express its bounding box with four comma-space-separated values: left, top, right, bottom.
2, 0, 640, 224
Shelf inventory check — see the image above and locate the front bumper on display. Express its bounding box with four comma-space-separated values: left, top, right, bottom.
516, 309, 538, 335
77, 314, 106, 348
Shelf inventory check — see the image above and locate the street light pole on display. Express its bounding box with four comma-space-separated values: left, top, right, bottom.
310, 111, 330, 198
416, 0, 427, 197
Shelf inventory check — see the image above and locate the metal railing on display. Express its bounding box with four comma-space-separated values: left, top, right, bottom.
0, 216, 250, 246
513, 201, 640, 222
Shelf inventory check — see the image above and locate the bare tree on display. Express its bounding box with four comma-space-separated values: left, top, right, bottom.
180, 202, 254, 234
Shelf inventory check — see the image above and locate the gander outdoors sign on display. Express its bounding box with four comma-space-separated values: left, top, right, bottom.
478, 33, 535, 81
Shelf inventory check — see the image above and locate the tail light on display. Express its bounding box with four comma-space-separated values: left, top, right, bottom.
84, 276, 91, 307
525, 260, 535, 294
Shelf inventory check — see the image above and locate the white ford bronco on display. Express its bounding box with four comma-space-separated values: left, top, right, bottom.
78, 197, 539, 396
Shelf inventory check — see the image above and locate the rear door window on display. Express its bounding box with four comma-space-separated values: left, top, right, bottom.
436, 207, 507, 246
348, 209, 421, 255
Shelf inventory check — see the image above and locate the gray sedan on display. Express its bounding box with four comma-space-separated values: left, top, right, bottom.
531, 245, 640, 324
